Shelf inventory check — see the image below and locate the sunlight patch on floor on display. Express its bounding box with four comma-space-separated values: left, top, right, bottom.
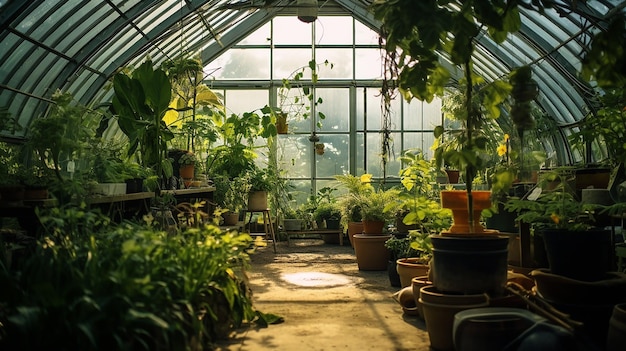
281, 272, 353, 287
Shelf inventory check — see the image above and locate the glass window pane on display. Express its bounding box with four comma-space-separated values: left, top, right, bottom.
403, 132, 436, 160
355, 20, 379, 45
315, 48, 352, 79
273, 48, 313, 80
225, 90, 268, 115
315, 134, 349, 177
277, 135, 312, 178
273, 16, 312, 45
210, 48, 270, 79
317, 88, 349, 132
355, 48, 383, 80
315, 16, 353, 45
356, 87, 382, 130
239, 22, 271, 45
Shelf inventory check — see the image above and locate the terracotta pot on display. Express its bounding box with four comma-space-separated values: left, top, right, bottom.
352, 234, 391, 271
607, 303, 626, 351
411, 275, 432, 319
392, 286, 420, 316
362, 220, 385, 234
532, 268, 626, 348
347, 221, 364, 246
440, 190, 492, 234
445, 169, 460, 184
396, 257, 429, 288
419, 285, 489, 351
276, 113, 288, 134
247, 191, 268, 211
179, 165, 194, 179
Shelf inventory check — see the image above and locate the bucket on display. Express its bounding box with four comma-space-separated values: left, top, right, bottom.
453, 307, 546, 351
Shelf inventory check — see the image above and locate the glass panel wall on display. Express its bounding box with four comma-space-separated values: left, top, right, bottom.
210, 15, 442, 200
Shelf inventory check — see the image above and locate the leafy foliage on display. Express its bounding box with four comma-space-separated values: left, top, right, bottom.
112, 60, 175, 181
0, 205, 279, 350
505, 168, 598, 231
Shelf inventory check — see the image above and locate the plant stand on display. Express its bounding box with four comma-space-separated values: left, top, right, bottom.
243, 209, 276, 253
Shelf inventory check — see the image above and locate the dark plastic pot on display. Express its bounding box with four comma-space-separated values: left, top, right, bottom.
431, 234, 509, 294
540, 228, 612, 282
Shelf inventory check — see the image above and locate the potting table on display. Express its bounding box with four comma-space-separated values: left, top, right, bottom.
285, 229, 343, 246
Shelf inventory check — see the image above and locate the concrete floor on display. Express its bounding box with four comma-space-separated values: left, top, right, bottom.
215, 238, 432, 351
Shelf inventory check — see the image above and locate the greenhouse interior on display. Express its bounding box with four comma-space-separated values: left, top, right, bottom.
1, 0, 626, 350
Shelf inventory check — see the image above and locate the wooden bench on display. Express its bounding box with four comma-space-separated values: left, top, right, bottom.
286, 229, 343, 246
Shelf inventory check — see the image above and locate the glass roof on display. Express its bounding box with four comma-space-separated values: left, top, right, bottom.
0, 0, 624, 161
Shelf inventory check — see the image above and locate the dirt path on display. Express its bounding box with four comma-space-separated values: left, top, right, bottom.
215, 239, 431, 350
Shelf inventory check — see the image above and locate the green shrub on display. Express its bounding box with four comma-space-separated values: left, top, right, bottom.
0, 205, 280, 350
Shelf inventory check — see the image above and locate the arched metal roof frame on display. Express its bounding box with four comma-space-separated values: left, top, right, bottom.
0, 0, 623, 166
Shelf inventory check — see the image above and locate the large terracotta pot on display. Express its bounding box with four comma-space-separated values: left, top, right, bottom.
362, 220, 385, 234
396, 257, 429, 288
352, 234, 391, 270
347, 221, 364, 246
411, 275, 432, 319
532, 268, 626, 348
419, 285, 489, 351
440, 190, 492, 234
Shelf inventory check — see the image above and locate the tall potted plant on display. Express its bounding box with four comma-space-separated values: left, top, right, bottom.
111, 59, 175, 192
372, 0, 520, 305
334, 174, 374, 245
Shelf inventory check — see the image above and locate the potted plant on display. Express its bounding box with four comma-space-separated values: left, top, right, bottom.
313, 202, 342, 230
178, 152, 197, 180
335, 174, 374, 245
111, 59, 175, 192
359, 188, 400, 234
221, 175, 250, 226
505, 168, 613, 281
373, 0, 519, 299
247, 166, 272, 211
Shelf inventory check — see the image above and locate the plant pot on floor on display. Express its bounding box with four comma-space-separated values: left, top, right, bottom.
411, 275, 432, 319
607, 303, 626, 351
430, 234, 509, 295
362, 220, 385, 234
539, 228, 613, 282
396, 257, 430, 288
419, 285, 490, 351
347, 221, 364, 246
388, 260, 401, 287
352, 234, 391, 271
